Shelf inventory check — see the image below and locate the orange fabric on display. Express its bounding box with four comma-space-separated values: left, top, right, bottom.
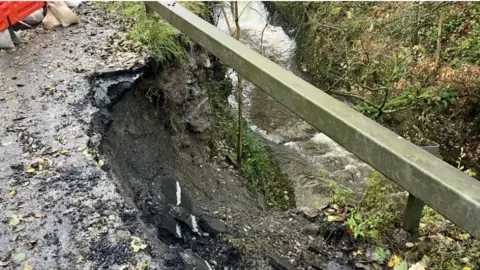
0, 1, 45, 31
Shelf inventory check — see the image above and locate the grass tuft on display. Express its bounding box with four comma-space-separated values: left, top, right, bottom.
100, 2, 185, 64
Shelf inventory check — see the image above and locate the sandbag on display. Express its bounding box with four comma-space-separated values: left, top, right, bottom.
42, 7, 61, 30
0, 29, 14, 49
65, 1, 82, 8
23, 8, 44, 25
48, 1, 79, 27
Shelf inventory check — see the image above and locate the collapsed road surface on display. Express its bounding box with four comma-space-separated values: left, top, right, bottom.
0, 3, 357, 270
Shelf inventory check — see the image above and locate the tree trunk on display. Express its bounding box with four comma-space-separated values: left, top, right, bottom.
234, 1, 244, 165
435, 8, 444, 67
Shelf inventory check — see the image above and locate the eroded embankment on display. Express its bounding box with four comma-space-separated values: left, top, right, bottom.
87, 60, 267, 268
86, 51, 357, 269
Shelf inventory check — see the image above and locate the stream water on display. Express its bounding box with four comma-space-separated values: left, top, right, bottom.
216, 2, 371, 209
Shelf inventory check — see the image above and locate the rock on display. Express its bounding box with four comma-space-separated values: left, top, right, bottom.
301, 251, 326, 270
199, 215, 226, 236
30, 160, 39, 169
302, 224, 320, 235
307, 242, 326, 255
391, 228, 409, 245
266, 252, 296, 270
212, 59, 225, 81
327, 260, 353, 270
298, 207, 318, 221
179, 249, 213, 270
186, 117, 210, 133
203, 57, 211, 68
169, 206, 201, 235
186, 98, 210, 133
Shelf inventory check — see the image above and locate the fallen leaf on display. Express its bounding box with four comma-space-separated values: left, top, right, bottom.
12, 252, 25, 263
132, 244, 141, 253
78, 146, 86, 151
61, 149, 70, 155
10, 215, 21, 225
388, 255, 400, 267
405, 242, 419, 248
428, 234, 445, 242
131, 237, 147, 253
0, 261, 10, 266
352, 250, 363, 256
463, 267, 472, 270
327, 215, 344, 222
446, 236, 454, 242
26, 212, 41, 218
10, 189, 17, 197
76, 255, 84, 264
24, 264, 32, 270
98, 160, 104, 167
26, 168, 35, 173
408, 262, 425, 270
372, 247, 386, 263
36, 158, 45, 164
458, 233, 470, 240
394, 261, 408, 270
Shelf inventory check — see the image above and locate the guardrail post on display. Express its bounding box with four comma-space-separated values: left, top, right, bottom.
403, 144, 440, 234
145, 3, 154, 15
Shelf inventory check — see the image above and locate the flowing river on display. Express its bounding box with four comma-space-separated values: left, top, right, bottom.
216, 2, 371, 209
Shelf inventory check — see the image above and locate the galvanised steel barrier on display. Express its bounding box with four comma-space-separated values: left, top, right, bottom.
145, 1, 480, 238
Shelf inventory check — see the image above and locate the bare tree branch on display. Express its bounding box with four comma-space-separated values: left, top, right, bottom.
238, 1, 252, 20
326, 90, 379, 110
220, 3, 233, 37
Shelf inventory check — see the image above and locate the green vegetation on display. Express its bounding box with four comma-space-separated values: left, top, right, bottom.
100, 1, 209, 64
207, 80, 295, 210
328, 171, 479, 269
328, 171, 404, 242
273, 4, 480, 266
178, 1, 210, 19
273, 2, 480, 175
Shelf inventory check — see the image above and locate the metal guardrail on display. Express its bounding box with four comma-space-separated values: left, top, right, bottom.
146, 1, 480, 238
